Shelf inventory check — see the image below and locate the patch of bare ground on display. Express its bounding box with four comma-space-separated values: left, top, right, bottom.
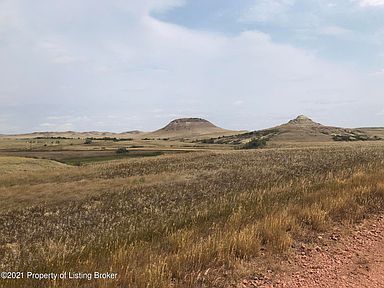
240, 215, 384, 288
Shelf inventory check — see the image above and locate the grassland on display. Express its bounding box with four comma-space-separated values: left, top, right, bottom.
1, 139, 384, 288
0, 156, 65, 174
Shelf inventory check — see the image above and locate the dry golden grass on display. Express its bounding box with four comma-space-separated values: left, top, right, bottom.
1, 142, 384, 287
0, 156, 65, 174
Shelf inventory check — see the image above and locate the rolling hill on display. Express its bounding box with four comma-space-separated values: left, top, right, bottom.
0, 118, 240, 140
210, 115, 382, 146
0, 131, 144, 139
2, 115, 383, 144
146, 117, 241, 139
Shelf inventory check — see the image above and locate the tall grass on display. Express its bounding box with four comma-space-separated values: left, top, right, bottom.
1, 144, 384, 287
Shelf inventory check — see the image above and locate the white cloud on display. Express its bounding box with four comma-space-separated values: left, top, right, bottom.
40, 122, 74, 131
358, 0, 384, 7
318, 25, 352, 36
233, 100, 245, 106
0, 114, 19, 134
239, 0, 295, 23
370, 68, 384, 76
0, 0, 383, 133
38, 40, 81, 64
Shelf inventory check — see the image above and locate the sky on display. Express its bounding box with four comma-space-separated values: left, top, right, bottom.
0, 0, 384, 133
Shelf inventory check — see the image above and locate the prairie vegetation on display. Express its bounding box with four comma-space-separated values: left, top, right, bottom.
0, 156, 65, 174
1, 143, 384, 287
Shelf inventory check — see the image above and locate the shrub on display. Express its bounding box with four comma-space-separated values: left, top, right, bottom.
116, 147, 128, 154
84, 138, 92, 144
242, 138, 267, 149
201, 138, 215, 144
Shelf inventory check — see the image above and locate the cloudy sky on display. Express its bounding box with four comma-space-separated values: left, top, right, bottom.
1, 0, 384, 133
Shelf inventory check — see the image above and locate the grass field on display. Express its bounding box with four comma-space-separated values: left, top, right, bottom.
0, 156, 66, 174
59, 150, 165, 165
1, 139, 384, 287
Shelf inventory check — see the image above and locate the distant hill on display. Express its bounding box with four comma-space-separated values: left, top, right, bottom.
209, 115, 382, 146
0, 118, 240, 140
122, 130, 142, 135
358, 127, 384, 139
2, 115, 383, 143
0, 130, 144, 139
147, 118, 241, 139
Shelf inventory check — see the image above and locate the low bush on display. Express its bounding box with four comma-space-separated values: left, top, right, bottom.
242, 138, 267, 149
116, 147, 128, 154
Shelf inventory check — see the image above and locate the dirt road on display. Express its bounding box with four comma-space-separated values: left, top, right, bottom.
242, 215, 384, 288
